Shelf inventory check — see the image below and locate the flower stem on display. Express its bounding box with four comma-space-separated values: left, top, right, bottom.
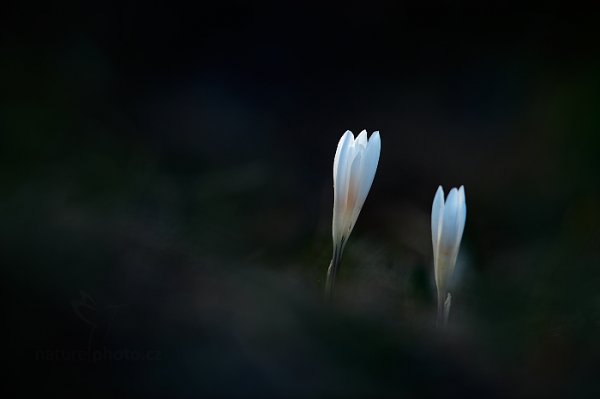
436, 292, 452, 328
325, 241, 344, 303
436, 294, 444, 327
444, 293, 452, 326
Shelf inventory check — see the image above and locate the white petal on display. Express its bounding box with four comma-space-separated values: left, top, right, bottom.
431, 185, 445, 259
334, 132, 354, 208
365, 132, 381, 177
332, 131, 354, 243
366, 131, 381, 161
333, 131, 354, 184
348, 132, 380, 229
356, 132, 381, 206
440, 187, 459, 257
356, 130, 368, 149
345, 150, 363, 235
447, 186, 466, 277
456, 186, 467, 250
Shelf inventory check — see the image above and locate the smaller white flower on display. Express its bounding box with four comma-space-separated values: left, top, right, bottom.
431, 185, 466, 324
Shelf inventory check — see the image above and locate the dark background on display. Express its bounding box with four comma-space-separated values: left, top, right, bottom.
4, 2, 600, 397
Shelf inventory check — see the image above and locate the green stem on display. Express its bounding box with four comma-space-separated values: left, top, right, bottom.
444, 293, 452, 326
436, 293, 444, 327
325, 240, 344, 303
436, 292, 452, 328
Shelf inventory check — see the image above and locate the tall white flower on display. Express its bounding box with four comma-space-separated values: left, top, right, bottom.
431, 185, 466, 325
326, 130, 381, 300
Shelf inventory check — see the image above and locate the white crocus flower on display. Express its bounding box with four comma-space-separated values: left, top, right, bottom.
431, 185, 466, 325
326, 130, 381, 300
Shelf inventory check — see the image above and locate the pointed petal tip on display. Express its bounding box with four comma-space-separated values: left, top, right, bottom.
458, 185, 467, 214
431, 186, 445, 256
355, 130, 368, 149
334, 130, 356, 184
338, 131, 355, 149
435, 185, 444, 199
367, 132, 381, 154
432, 186, 445, 212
